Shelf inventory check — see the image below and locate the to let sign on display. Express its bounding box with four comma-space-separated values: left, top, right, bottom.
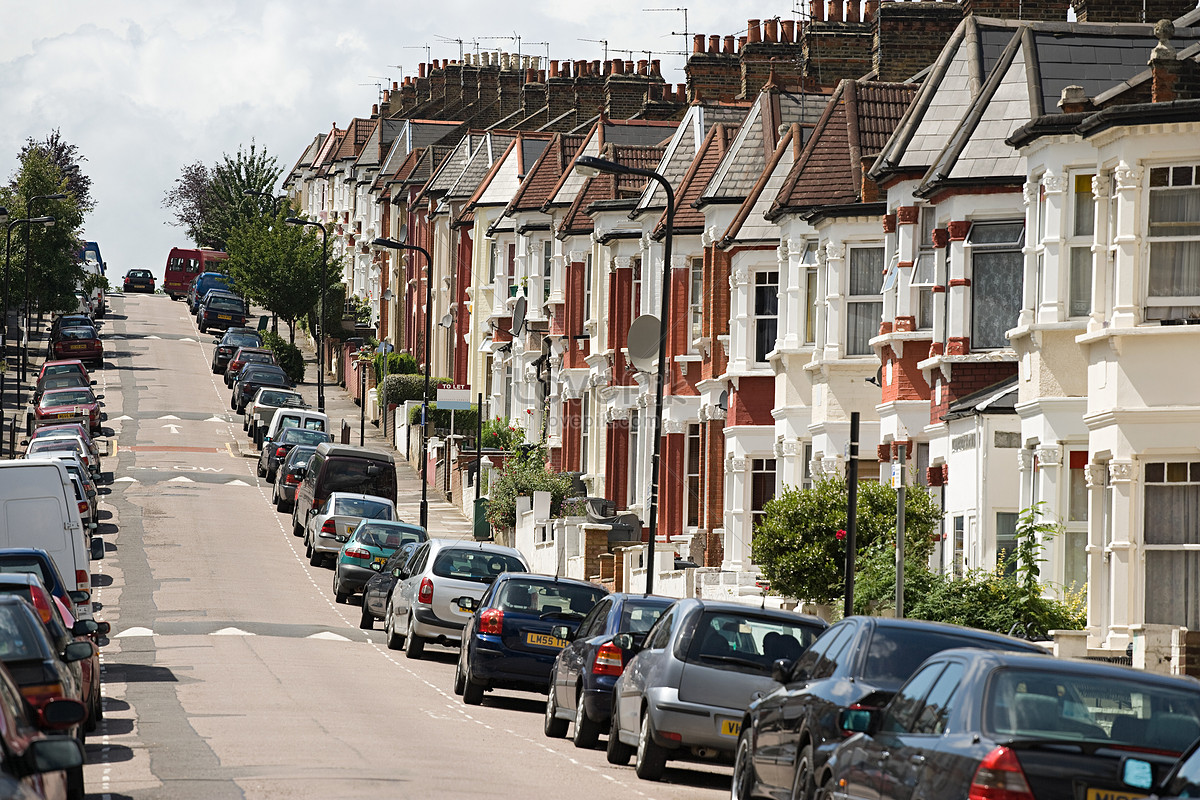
436, 387, 472, 410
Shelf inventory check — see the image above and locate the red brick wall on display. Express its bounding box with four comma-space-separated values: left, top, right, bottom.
874, 1, 962, 83
729, 376, 775, 426
605, 420, 629, 509
929, 362, 1018, 424
563, 261, 589, 370
880, 342, 932, 404
701, 246, 731, 381
610, 266, 634, 386
667, 265, 700, 396
562, 398, 581, 472
962, 0, 1069, 20
453, 228, 473, 386
660, 432, 686, 539
702, 418, 725, 566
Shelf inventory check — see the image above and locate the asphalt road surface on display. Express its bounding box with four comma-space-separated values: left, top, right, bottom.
84, 292, 729, 799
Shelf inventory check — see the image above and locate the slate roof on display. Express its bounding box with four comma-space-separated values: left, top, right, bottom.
446, 132, 518, 201
285, 133, 326, 183
544, 119, 677, 209
653, 123, 735, 237
634, 104, 751, 214
702, 88, 829, 205
770, 80, 916, 217
720, 124, 804, 245
312, 127, 345, 177
469, 133, 553, 209
505, 133, 586, 214
558, 143, 666, 237
335, 118, 375, 162
356, 119, 406, 170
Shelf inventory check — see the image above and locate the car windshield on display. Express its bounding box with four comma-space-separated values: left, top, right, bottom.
129, 270, 152, 278
259, 391, 299, 406
41, 390, 95, 407
242, 353, 273, 364
0, 605, 49, 661
39, 375, 87, 392
0, 558, 56, 592
862, 628, 1031, 684
332, 498, 393, 519
495, 581, 605, 619
284, 447, 317, 467
42, 364, 85, 379
29, 440, 82, 454
353, 524, 424, 551
985, 667, 1200, 754
225, 334, 261, 349
59, 327, 97, 340
686, 612, 823, 674
279, 429, 330, 446
620, 599, 672, 633
208, 296, 244, 312
432, 550, 526, 583
323, 459, 394, 497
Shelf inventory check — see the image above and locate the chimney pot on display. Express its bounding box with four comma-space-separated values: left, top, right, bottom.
846, 0, 860, 23
780, 19, 795, 42
677, 82, 686, 97
638, 59, 648, 74
610, 59, 620, 75
709, 34, 720, 53
812, 0, 825, 21
530, 56, 540, 70
549, 61, 559, 78
694, 34, 705, 53
372, 103, 378, 115
747, 20, 762, 43
723, 35, 735, 53
526, 67, 537, 83
739, 35, 747, 51
864, 0, 879, 23
592, 60, 602, 76
624, 60, 634, 75
651, 59, 661, 76
827, 0, 842, 23
764, 19, 779, 42
538, 69, 545, 83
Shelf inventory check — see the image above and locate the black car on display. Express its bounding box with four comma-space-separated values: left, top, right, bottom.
231, 365, 291, 413
197, 292, 248, 333
359, 541, 421, 630
544, 592, 674, 748
732, 616, 1047, 800
210, 328, 263, 374
1139, 729, 1200, 798
457, 573, 607, 705
273, 445, 318, 513
122, 269, 155, 293
258, 427, 333, 482
818, 648, 1200, 800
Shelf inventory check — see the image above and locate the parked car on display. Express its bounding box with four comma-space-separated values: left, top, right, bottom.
731, 616, 1049, 800
303, 493, 397, 568
23, 440, 95, 479
359, 541, 422, 631
544, 592, 674, 747
458, 573, 607, 706
210, 328, 263, 374
0, 658, 85, 800
54, 461, 97, 529
291, 443, 397, 539
230, 365, 291, 414
243, 387, 306, 440
258, 427, 332, 482
608, 599, 827, 781
224, 347, 276, 388
187, 272, 232, 313
817, 648, 1200, 800
333, 520, 427, 604
385, 539, 527, 660
32, 373, 90, 407
48, 316, 94, 339
197, 292, 248, 333
122, 269, 155, 293
257, 407, 328, 451
36, 361, 89, 386
29, 389, 102, 436
47, 328, 102, 369
0, 549, 97, 643
273, 445, 318, 514
30, 423, 101, 470
1136, 731, 1200, 798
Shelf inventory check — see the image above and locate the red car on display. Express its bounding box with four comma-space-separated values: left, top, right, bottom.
32, 388, 102, 435
0, 658, 84, 800
37, 360, 90, 386
49, 327, 102, 369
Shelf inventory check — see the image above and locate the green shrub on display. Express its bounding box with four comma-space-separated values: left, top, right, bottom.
374, 351, 418, 382
480, 416, 524, 451
260, 330, 305, 384
407, 403, 479, 434
377, 374, 453, 407
485, 446, 576, 529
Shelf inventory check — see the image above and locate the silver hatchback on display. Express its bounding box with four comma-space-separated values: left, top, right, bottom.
384, 539, 527, 660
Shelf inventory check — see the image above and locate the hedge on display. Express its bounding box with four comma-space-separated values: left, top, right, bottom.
407, 403, 480, 433
374, 351, 418, 382
260, 330, 306, 384
378, 374, 453, 406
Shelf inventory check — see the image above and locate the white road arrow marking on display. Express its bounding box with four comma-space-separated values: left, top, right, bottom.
212, 627, 255, 636
158, 414, 180, 420
146, 335, 161, 340
307, 632, 350, 641
115, 627, 155, 637
167, 476, 193, 483
162, 424, 181, 434
224, 479, 250, 486
205, 416, 226, 422
180, 337, 196, 342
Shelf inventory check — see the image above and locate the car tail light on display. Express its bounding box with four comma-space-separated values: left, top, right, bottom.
27, 585, 54, 625
417, 577, 434, 605
275, 447, 287, 458
660, 730, 683, 742
320, 520, 337, 535
592, 642, 624, 676
285, 473, 301, 485
969, 746, 1034, 800
78, 501, 89, 515
479, 608, 503, 635
20, 683, 65, 708
75, 570, 89, 593
344, 547, 370, 560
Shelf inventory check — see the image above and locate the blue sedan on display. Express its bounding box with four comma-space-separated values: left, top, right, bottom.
544, 592, 674, 748
456, 573, 607, 706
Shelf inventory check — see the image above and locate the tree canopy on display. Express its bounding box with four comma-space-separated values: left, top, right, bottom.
162, 141, 282, 250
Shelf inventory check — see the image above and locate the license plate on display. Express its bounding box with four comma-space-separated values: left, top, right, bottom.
526, 632, 566, 649
57, 413, 75, 418
218, 314, 231, 320
720, 719, 741, 737
70, 344, 87, 350
373, 556, 387, 566
1085, 790, 1146, 800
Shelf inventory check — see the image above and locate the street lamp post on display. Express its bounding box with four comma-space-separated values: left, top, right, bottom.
2, 215, 54, 454
285, 217, 328, 413
572, 155, 675, 595
20, 193, 66, 384
373, 231, 434, 532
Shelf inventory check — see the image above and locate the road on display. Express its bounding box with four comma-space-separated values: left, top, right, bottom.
84, 291, 729, 799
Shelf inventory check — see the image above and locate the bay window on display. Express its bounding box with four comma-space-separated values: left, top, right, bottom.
1146, 164, 1200, 321
753, 271, 779, 363
969, 222, 1025, 349
847, 246, 884, 356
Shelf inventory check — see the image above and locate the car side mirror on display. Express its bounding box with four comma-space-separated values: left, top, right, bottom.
90, 380, 96, 386
36, 698, 87, 732
72, 620, 99, 637
22, 736, 84, 774
370, 562, 382, 572
1121, 758, 1155, 792
457, 596, 478, 613
89, 537, 104, 561
391, 567, 403, 579
771, 658, 795, 684
551, 624, 572, 642
295, 465, 307, 476
613, 632, 641, 654
86, 488, 96, 499
95, 621, 110, 637
62, 641, 94, 663
838, 707, 879, 736
94, 394, 104, 400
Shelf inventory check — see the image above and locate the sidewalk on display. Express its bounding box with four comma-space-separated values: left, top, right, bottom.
282, 326, 474, 542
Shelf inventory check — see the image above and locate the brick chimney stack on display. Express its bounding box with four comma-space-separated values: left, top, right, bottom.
741, 17, 804, 96
1073, 0, 1195, 22
1150, 19, 1200, 102
498, 53, 524, 117
961, 0, 1069, 21
873, 0, 963, 83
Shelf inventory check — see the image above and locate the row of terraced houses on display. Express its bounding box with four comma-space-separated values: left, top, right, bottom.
283, 0, 1200, 655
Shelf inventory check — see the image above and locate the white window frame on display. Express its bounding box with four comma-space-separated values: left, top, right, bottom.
1145, 164, 1200, 320
690, 256, 704, 341
685, 424, 701, 529
752, 270, 779, 364
1067, 173, 1096, 318
846, 246, 885, 357
968, 221, 1025, 350
583, 253, 594, 324
802, 244, 819, 345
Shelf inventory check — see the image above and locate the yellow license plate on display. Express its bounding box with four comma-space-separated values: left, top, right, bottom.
70, 344, 87, 350
526, 632, 566, 648
218, 314, 232, 320
720, 719, 741, 737
373, 556, 388, 566
1086, 791, 1146, 800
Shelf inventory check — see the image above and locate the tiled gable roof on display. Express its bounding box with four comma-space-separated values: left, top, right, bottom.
506, 133, 586, 214
356, 119, 406, 170
721, 123, 804, 245
286, 133, 326, 183
558, 143, 665, 236
312, 127, 345, 177
654, 123, 735, 237
635, 104, 750, 213
335, 118, 374, 161
469, 132, 553, 209
446, 131, 518, 201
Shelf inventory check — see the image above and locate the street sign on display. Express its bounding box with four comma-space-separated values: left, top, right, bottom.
437, 387, 472, 410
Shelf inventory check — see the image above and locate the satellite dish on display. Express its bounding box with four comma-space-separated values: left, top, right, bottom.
512, 295, 527, 336
381, 288, 394, 301
439, 313, 453, 329
627, 314, 661, 373
395, 223, 408, 242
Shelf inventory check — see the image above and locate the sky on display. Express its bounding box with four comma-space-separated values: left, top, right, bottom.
0, 0, 804, 282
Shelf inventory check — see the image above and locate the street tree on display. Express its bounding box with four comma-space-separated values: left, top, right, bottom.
162, 141, 283, 250
223, 211, 338, 343
15, 129, 95, 212
161, 160, 214, 247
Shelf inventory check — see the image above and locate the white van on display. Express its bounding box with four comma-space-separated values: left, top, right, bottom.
0, 460, 94, 620
261, 408, 329, 449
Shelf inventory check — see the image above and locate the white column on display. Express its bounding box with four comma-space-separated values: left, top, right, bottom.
1040, 172, 1068, 324
1085, 462, 1108, 644
1089, 174, 1112, 334
723, 455, 749, 571
823, 241, 845, 361
1111, 163, 1142, 329
1105, 459, 1136, 650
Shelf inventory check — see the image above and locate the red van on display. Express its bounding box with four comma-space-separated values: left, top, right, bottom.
163, 247, 228, 300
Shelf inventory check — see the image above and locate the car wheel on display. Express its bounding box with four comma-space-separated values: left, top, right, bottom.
199, 323, 206, 334
243, 418, 249, 431
359, 599, 374, 630
792, 742, 816, 800
256, 459, 265, 478
385, 605, 404, 650
635, 711, 668, 781
731, 731, 756, 800
266, 467, 276, 483
544, 687, 568, 738
403, 614, 425, 659
572, 690, 601, 749
453, 655, 466, 695
462, 660, 485, 706
333, 574, 349, 604
292, 517, 303, 537
606, 699, 634, 765
811, 773, 834, 800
